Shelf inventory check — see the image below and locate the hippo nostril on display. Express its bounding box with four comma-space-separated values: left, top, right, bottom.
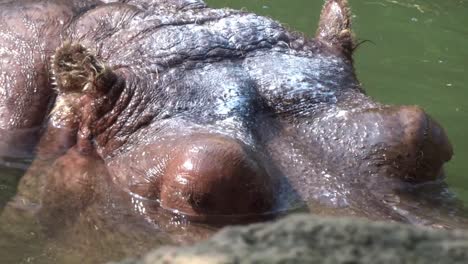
397, 106, 453, 182
160, 135, 275, 218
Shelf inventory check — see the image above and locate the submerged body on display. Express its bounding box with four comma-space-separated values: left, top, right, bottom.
0, 0, 466, 262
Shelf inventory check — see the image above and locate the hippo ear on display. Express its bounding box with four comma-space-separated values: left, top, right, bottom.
316, 0, 354, 59
51, 41, 118, 95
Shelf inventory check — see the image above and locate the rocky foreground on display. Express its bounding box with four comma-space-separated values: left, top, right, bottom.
116, 214, 468, 264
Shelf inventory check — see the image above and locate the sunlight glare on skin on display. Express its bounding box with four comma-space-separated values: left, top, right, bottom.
175, 160, 193, 185
182, 159, 194, 171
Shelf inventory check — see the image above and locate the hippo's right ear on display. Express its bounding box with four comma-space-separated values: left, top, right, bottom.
316, 0, 354, 59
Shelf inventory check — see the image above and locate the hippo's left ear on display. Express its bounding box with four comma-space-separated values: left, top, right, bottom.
316, 0, 354, 59
49, 42, 126, 154
51, 42, 118, 95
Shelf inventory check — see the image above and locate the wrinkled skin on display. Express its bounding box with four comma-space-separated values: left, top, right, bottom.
0, 0, 467, 261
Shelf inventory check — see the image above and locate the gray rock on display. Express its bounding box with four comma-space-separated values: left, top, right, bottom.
117, 214, 468, 264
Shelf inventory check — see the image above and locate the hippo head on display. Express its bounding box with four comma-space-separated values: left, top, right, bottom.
12, 0, 453, 225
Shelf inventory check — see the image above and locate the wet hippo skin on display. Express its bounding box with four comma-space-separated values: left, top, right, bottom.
0, 0, 466, 239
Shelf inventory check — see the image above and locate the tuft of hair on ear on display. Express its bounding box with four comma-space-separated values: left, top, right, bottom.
50, 41, 114, 94
316, 0, 355, 59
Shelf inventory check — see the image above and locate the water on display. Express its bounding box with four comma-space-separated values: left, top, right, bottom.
207, 0, 468, 203
1, 0, 468, 263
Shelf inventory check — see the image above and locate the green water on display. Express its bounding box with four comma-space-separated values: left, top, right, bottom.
207, 0, 468, 203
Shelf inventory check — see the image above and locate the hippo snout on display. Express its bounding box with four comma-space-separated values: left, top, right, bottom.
396, 106, 453, 182
159, 135, 276, 219
347, 105, 453, 182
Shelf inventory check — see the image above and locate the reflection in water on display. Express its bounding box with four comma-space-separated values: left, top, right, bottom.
0, 151, 216, 263
0, 146, 302, 263
1, 146, 467, 263
0, 165, 24, 211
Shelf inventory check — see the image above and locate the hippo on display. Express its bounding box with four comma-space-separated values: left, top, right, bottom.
0, 0, 467, 262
